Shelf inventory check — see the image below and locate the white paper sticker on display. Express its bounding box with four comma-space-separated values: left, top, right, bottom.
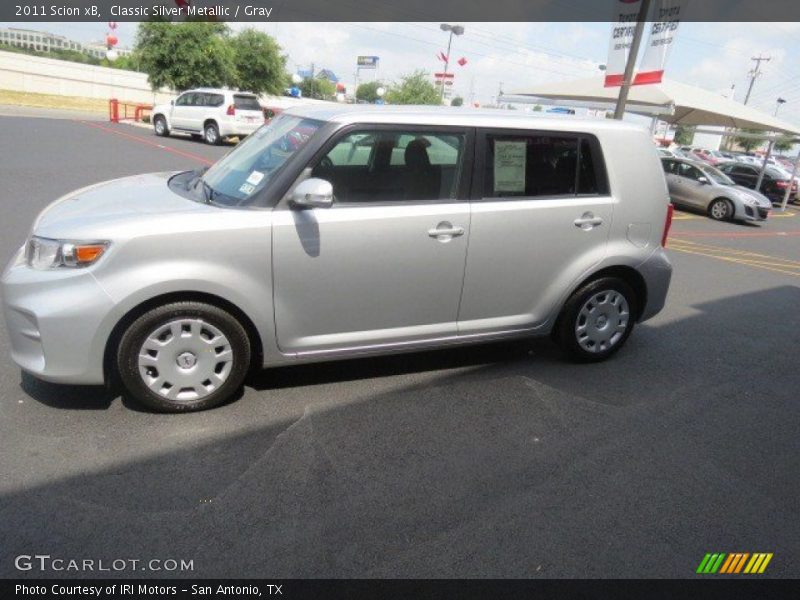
246, 170, 265, 186
238, 183, 256, 196
494, 141, 527, 194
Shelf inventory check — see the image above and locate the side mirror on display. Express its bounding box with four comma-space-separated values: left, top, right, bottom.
697, 176, 709, 184
291, 178, 333, 209
170, 99, 175, 106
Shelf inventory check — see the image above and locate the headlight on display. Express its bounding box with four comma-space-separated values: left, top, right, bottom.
26, 236, 109, 270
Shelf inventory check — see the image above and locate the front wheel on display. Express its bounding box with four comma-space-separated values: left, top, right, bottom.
116, 302, 251, 412
556, 277, 637, 362
708, 198, 732, 221
153, 115, 169, 137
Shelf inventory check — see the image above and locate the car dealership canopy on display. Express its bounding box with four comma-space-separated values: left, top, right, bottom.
507, 77, 800, 136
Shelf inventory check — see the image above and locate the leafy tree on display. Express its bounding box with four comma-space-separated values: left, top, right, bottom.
299, 77, 335, 100
356, 81, 383, 103
450, 96, 463, 107
532, 104, 543, 112
229, 28, 287, 95
734, 128, 767, 153
385, 70, 440, 105
134, 21, 236, 91
774, 135, 795, 154
673, 125, 695, 146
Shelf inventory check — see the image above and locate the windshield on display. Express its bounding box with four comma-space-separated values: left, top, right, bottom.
200, 114, 323, 206
698, 164, 735, 186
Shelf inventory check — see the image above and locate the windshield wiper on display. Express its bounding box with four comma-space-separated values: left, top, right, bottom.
186, 166, 208, 190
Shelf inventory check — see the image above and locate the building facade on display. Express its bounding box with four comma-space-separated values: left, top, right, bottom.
0, 28, 131, 59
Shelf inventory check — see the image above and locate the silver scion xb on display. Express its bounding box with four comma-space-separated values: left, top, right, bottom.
1, 106, 673, 412
661, 156, 772, 222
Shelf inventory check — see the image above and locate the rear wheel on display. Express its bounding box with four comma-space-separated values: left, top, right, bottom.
116, 302, 251, 412
204, 122, 221, 145
556, 277, 637, 362
153, 115, 169, 137
709, 198, 732, 221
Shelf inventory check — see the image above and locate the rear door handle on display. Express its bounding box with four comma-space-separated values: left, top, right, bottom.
428, 222, 465, 240
574, 213, 604, 230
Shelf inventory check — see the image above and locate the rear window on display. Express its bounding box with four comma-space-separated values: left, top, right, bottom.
483, 133, 608, 198
234, 95, 261, 111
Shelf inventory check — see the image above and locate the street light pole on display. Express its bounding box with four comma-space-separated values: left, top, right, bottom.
613, 0, 652, 120
439, 24, 464, 103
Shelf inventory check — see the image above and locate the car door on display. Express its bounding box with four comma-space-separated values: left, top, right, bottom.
728, 165, 757, 189
676, 162, 709, 209
661, 159, 685, 204
457, 130, 614, 335
271, 125, 474, 354
169, 92, 195, 130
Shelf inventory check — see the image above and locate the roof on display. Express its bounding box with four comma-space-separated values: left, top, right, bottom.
510, 77, 800, 136
280, 104, 648, 133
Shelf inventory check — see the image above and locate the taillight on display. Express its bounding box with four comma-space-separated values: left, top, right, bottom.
662, 203, 674, 247
776, 180, 789, 188
226, 104, 235, 116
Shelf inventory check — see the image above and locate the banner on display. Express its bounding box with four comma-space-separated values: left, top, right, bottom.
604, 0, 644, 87
357, 56, 379, 68
634, 0, 689, 85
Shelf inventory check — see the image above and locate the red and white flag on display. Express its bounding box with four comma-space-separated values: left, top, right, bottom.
457, 57, 467, 67
437, 51, 448, 63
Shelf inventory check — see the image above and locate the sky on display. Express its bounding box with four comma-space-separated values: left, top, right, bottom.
6, 20, 800, 125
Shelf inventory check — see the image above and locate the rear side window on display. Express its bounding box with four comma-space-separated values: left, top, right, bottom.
234, 95, 261, 111
205, 93, 224, 107
483, 133, 608, 198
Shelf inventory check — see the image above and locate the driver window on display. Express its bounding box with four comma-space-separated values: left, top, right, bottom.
678, 163, 702, 180
175, 93, 192, 107
310, 130, 466, 204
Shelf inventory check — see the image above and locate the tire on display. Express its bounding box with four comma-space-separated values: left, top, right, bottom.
708, 198, 733, 221
556, 277, 637, 363
116, 302, 251, 413
153, 115, 169, 137
204, 122, 221, 145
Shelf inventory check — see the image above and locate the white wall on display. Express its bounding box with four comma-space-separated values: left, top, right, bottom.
0, 50, 173, 104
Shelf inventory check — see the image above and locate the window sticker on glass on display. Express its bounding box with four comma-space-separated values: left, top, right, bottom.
494, 141, 526, 194
238, 183, 256, 196
246, 171, 265, 186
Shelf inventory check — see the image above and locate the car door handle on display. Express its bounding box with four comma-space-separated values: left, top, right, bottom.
428, 226, 464, 237
574, 213, 604, 230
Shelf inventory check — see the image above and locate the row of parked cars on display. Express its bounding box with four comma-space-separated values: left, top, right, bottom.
658, 145, 799, 223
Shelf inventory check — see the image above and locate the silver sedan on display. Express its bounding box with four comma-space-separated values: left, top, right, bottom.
661, 157, 772, 222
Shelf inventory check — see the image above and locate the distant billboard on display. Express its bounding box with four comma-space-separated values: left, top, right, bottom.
357, 56, 379, 68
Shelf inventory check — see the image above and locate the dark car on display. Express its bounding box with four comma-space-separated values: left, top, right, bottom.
718, 163, 797, 203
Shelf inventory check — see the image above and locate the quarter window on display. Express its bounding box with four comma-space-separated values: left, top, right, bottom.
311, 130, 466, 203
483, 134, 607, 198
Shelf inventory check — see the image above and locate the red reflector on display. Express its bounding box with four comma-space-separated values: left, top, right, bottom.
662, 203, 674, 247
226, 104, 235, 116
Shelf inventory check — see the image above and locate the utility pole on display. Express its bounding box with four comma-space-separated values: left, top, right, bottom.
613, 0, 652, 120
743, 55, 770, 105
439, 24, 464, 102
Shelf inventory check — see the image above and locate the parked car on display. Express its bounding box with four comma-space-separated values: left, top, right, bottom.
690, 148, 731, 166
718, 162, 798, 203
2, 107, 673, 412
151, 88, 265, 145
661, 157, 772, 222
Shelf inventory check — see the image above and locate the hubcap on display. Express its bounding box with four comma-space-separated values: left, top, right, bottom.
155, 120, 164, 134
137, 318, 233, 402
206, 127, 217, 142
575, 290, 630, 353
711, 201, 727, 219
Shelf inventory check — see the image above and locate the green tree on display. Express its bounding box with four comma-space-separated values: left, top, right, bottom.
673, 125, 695, 146
300, 77, 335, 100
774, 135, 795, 154
734, 129, 767, 153
532, 104, 543, 112
450, 96, 463, 107
356, 81, 383, 103
229, 28, 287, 95
385, 70, 440, 105
134, 21, 236, 91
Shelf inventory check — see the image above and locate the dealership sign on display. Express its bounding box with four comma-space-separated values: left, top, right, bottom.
605, 0, 688, 87
357, 56, 379, 68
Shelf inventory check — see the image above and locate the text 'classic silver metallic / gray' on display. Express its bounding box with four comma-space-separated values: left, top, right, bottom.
2, 106, 673, 412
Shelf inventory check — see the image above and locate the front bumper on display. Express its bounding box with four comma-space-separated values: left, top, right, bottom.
1, 248, 114, 384
740, 204, 771, 221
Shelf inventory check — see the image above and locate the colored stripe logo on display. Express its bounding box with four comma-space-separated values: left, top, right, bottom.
696, 553, 773, 574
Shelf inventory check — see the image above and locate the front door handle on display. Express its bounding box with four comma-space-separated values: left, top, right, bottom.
574, 212, 604, 230
428, 222, 465, 240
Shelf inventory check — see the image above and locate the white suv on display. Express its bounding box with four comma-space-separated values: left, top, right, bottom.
151, 88, 265, 145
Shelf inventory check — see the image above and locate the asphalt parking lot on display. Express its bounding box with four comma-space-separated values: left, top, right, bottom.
0, 113, 798, 579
